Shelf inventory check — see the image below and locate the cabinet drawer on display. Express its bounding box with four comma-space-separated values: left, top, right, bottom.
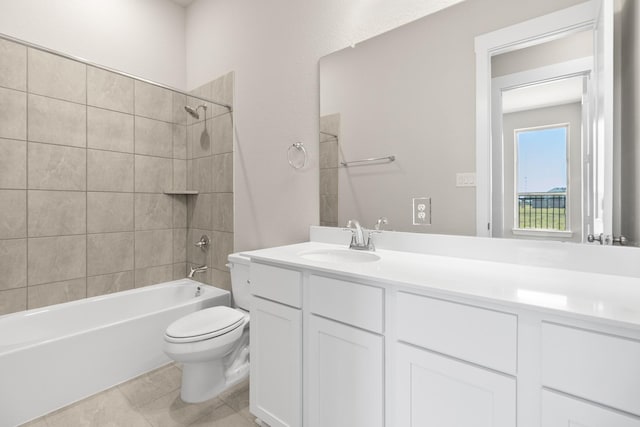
396, 292, 517, 374
309, 275, 384, 333
541, 322, 640, 416
542, 389, 640, 427
250, 262, 302, 308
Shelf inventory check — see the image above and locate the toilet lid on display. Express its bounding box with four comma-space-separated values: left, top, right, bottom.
165, 306, 245, 343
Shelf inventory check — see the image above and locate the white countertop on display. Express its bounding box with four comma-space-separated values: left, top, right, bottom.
245, 241, 640, 329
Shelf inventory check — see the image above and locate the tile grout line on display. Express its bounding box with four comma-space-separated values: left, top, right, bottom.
85, 62, 88, 300
25, 46, 29, 310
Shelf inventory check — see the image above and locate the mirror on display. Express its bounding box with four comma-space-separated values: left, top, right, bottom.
319, 0, 636, 245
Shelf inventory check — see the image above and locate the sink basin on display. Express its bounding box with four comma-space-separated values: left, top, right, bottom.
298, 249, 381, 263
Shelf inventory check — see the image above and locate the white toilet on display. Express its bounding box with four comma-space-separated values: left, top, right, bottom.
163, 253, 251, 403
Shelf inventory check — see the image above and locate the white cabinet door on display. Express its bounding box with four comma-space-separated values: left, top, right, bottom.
394, 343, 516, 427
307, 315, 384, 427
250, 296, 302, 427
542, 390, 640, 427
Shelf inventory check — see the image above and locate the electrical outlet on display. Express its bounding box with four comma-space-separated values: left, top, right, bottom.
412, 197, 431, 225
456, 172, 476, 187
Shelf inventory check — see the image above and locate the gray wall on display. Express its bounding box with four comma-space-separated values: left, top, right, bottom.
0, 38, 233, 315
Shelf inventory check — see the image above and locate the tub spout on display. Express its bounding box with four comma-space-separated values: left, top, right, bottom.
188, 265, 208, 279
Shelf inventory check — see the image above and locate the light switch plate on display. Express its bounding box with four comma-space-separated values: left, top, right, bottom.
456, 172, 476, 187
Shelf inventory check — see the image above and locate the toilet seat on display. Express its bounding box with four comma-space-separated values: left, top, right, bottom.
165, 306, 245, 344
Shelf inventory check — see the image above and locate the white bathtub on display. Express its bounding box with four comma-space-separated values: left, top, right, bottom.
0, 279, 230, 427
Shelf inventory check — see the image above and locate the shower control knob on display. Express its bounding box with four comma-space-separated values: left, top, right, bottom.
194, 235, 210, 250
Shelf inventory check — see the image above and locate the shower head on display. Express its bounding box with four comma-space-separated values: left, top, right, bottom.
184, 104, 208, 119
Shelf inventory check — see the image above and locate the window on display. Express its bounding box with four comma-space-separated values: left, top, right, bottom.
515, 125, 568, 231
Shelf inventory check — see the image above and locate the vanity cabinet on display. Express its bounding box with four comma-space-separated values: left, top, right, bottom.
247, 245, 640, 427
542, 390, 640, 427
307, 315, 384, 427
394, 343, 516, 427
250, 263, 303, 427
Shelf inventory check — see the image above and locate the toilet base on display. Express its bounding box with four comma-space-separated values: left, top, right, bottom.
179, 333, 250, 403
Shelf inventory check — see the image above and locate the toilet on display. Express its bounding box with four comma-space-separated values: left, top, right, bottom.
163, 253, 251, 403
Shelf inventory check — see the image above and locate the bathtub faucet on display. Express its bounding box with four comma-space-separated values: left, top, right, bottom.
188, 265, 208, 279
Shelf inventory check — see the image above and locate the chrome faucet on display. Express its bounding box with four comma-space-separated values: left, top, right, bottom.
188, 265, 208, 278
345, 219, 375, 251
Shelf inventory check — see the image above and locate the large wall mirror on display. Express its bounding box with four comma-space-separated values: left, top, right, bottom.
319, 0, 637, 246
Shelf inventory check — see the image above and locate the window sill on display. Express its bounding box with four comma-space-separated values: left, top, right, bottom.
511, 229, 574, 239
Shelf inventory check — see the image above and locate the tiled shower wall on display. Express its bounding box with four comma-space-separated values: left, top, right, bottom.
185, 73, 235, 292
0, 38, 235, 315
319, 114, 339, 227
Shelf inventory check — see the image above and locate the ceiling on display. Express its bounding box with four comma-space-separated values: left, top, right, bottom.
502, 76, 584, 114
170, 0, 195, 7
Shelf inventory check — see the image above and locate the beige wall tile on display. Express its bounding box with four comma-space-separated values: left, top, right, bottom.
28, 190, 86, 237
319, 141, 339, 168
0, 287, 26, 315
211, 113, 233, 154
0, 138, 26, 189
211, 267, 232, 293
173, 159, 187, 190
319, 168, 338, 196
212, 193, 233, 233
212, 153, 233, 193
135, 116, 173, 158
134, 229, 172, 268
87, 149, 133, 192
28, 235, 86, 285
0, 38, 26, 91
211, 231, 234, 271
173, 195, 187, 228
189, 120, 211, 158
28, 142, 86, 191
134, 80, 172, 122
134, 264, 173, 288
87, 232, 134, 276
209, 72, 234, 118
191, 156, 212, 193
0, 239, 26, 291
87, 271, 134, 297
135, 193, 173, 231
134, 155, 172, 193
28, 48, 85, 104
0, 189, 26, 238
320, 194, 338, 224
87, 107, 134, 153
27, 277, 86, 309
173, 228, 187, 263
87, 192, 134, 233
0, 87, 26, 140
172, 92, 187, 125
173, 124, 187, 160
173, 263, 186, 280
186, 228, 209, 267
87, 66, 134, 114
28, 94, 86, 148
187, 193, 212, 230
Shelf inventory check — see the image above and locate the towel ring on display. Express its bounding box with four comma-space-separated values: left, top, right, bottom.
287, 142, 307, 170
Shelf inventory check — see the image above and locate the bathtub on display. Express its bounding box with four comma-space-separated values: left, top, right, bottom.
0, 279, 230, 427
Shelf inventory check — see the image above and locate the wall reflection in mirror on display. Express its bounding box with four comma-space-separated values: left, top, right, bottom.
318, 0, 639, 246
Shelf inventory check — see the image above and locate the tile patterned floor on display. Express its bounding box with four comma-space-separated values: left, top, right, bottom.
21, 364, 255, 427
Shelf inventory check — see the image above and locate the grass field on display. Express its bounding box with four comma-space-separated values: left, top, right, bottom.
517, 206, 566, 230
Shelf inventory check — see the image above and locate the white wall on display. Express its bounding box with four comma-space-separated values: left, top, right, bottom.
0, 0, 186, 89
186, 0, 586, 251
185, 0, 467, 251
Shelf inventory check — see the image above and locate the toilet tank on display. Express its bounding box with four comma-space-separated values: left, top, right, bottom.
228, 253, 251, 311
